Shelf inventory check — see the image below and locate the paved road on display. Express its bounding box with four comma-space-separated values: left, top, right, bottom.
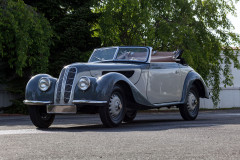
1, 109, 240, 160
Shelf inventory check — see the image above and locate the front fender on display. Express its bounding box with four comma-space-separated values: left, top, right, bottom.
73, 72, 152, 106
181, 71, 209, 104
25, 74, 57, 102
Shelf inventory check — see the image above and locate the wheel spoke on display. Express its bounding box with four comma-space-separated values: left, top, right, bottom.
109, 93, 123, 121
99, 86, 125, 127
187, 92, 198, 115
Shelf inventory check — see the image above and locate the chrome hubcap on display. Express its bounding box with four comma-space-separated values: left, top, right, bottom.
187, 92, 198, 112
109, 94, 123, 118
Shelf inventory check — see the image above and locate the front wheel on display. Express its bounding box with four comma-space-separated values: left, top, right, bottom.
28, 106, 55, 128
99, 85, 126, 127
179, 85, 199, 120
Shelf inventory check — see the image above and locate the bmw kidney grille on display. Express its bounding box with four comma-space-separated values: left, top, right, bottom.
55, 67, 77, 104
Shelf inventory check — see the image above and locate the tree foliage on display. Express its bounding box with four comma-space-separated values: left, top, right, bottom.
0, 0, 53, 113
0, 0, 100, 113
24, 0, 101, 76
0, 0, 53, 77
94, 0, 240, 106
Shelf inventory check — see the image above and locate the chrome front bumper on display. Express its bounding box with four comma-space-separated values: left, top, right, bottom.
72, 100, 107, 104
23, 100, 52, 105
23, 100, 108, 114
23, 100, 107, 105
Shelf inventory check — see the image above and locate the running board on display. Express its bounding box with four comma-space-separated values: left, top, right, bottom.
152, 102, 183, 108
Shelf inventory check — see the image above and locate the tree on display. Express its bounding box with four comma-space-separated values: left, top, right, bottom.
0, 0, 53, 113
0, 0, 53, 76
93, 0, 240, 106
24, 0, 101, 76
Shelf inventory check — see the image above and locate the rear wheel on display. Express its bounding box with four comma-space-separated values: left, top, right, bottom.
28, 106, 55, 128
99, 85, 126, 127
179, 85, 199, 120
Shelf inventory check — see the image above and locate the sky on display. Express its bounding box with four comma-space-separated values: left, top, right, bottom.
227, 2, 240, 34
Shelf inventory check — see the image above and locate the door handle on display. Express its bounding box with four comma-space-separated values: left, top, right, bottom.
175, 70, 180, 74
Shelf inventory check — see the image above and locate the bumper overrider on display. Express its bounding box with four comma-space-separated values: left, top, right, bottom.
24, 66, 108, 114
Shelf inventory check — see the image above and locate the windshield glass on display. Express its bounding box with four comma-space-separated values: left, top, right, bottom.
89, 48, 117, 62
116, 48, 148, 62
89, 47, 149, 62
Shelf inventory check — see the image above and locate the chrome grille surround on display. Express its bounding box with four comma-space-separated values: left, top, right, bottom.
54, 67, 77, 104
56, 68, 66, 103
64, 67, 77, 103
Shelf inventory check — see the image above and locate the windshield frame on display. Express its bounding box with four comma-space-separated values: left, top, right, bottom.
88, 46, 150, 63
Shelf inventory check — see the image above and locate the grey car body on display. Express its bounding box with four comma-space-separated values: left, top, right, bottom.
24, 46, 209, 128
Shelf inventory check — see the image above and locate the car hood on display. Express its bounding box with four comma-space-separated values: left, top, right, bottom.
65, 62, 149, 84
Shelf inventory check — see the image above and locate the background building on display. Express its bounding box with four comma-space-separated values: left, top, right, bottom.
200, 49, 240, 108
0, 84, 15, 108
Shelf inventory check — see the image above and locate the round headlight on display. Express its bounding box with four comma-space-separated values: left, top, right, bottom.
78, 77, 90, 91
38, 77, 51, 91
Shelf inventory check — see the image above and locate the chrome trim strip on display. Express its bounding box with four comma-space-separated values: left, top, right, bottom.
68, 67, 77, 104
153, 102, 183, 107
23, 100, 52, 105
54, 67, 66, 104
60, 67, 69, 104
72, 100, 108, 104
55, 67, 78, 105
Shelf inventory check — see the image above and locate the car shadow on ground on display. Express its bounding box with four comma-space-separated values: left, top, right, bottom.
2, 111, 240, 132
38, 116, 240, 133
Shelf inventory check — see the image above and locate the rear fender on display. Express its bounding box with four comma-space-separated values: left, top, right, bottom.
181, 71, 209, 104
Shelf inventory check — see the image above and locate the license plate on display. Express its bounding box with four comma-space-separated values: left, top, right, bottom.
47, 105, 77, 114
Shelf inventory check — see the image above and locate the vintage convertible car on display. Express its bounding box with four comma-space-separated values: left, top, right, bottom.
24, 46, 209, 128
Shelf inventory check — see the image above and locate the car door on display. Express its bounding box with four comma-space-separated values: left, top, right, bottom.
147, 62, 182, 104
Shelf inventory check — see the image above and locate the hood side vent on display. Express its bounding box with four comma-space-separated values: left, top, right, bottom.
102, 71, 134, 78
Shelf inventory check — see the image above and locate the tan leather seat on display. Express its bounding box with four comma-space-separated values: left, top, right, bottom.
151, 51, 175, 62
